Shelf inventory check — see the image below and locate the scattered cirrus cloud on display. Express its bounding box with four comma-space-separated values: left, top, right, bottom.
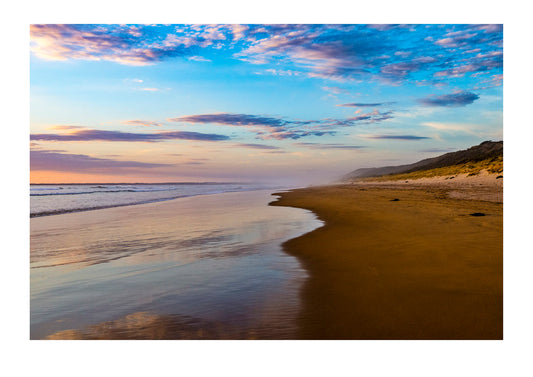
345, 110, 394, 123
30, 24, 502, 88
187, 55, 212, 62
234, 24, 502, 85
30, 149, 173, 172
255, 68, 302, 76
122, 120, 162, 127
322, 86, 350, 95
418, 91, 480, 107
169, 112, 336, 140
30, 129, 230, 142
30, 24, 197, 66
169, 111, 393, 140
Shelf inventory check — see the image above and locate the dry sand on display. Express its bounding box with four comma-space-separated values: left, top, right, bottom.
356, 170, 503, 203
270, 174, 503, 339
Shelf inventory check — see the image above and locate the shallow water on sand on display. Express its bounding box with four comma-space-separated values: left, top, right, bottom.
30, 190, 322, 339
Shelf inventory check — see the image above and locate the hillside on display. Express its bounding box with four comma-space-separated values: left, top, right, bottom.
343, 141, 503, 181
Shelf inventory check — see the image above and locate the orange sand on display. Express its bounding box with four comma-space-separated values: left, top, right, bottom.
271, 182, 503, 339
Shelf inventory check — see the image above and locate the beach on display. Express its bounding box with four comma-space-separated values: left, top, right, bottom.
30, 190, 322, 339
30, 177, 503, 340
270, 176, 503, 339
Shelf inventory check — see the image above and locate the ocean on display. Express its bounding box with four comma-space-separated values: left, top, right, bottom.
30, 189, 323, 339
30, 182, 278, 217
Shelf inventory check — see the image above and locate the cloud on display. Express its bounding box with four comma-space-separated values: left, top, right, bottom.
366, 24, 397, 31
256, 130, 336, 140
188, 55, 211, 62
30, 24, 503, 89
122, 120, 162, 127
228, 24, 249, 41
322, 86, 350, 95
170, 113, 286, 129
236, 143, 281, 150
344, 110, 394, 124
379, 58, 436, 81
30, 24, 249, 66
434, 51, 503, 78
170, 111, 392, 140
235, 24, 502, 85
294, 143, 366, 150
421, 121, 480, 135
336, 102, 394, 107
262, 68, 301, 76
169, 112, 337, 140
30, 129, 230, 142
30, 24, 196, 65
34, 110, 393, 149
472, 24, 503, 34
363, 135, 430, 140
47, 125, 84, 130
30, 149, 172, 172
473, 73, 503, 90
418, 91, 480, 107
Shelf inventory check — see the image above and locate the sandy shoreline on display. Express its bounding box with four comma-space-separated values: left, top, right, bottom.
270, 175, 503, 339
30, 178, 503, 340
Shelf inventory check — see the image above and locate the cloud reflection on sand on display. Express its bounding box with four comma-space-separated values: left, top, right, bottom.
46, 311, 255, 340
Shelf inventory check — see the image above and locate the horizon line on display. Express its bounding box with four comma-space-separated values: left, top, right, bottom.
30, 181, 258, 185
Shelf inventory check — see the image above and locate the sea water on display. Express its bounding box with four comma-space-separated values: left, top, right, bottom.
30, 182, 277, 217
30, 190, 323, 339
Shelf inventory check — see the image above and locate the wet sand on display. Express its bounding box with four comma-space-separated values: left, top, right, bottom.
270, 179, 503, 339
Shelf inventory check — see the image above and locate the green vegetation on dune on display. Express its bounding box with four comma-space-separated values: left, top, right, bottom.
360, 156, 503, 182
343, 141, 503, 181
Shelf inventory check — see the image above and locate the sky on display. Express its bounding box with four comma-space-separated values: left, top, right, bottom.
29, 24, 503, 184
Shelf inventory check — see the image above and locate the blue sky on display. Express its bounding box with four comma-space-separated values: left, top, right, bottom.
30, 24, 503, 184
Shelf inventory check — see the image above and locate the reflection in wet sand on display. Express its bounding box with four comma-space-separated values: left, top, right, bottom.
46, 311, 259, 340
31, 190, 322, 340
